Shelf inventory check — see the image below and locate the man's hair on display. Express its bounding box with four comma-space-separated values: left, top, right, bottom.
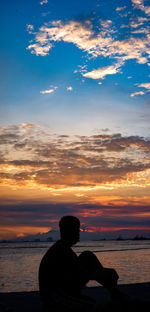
59, 216, 80, 234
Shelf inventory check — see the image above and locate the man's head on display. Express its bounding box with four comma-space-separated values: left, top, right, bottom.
59, 216, 80, 246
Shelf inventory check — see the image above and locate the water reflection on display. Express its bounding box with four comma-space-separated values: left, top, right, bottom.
95, 249, 150, 285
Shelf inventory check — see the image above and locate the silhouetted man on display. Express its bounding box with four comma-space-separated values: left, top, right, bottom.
39, 216, 120, 311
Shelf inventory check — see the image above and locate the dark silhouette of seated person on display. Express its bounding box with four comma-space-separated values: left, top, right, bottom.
39, 216, 120, 310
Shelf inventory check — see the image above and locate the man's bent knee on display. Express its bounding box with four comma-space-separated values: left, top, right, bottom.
78, 250, 103, 273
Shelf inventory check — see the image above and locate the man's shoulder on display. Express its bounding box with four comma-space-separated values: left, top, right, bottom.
46, 240, 67, 255
43, 240, 76, 262
40, 241, 61, 265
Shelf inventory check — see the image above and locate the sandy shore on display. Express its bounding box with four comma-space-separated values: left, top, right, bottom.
0, 282, 150, 311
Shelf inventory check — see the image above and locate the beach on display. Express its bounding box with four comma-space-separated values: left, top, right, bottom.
0, 282, 150, 312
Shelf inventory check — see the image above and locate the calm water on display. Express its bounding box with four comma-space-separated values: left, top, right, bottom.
0, 240, 150, 292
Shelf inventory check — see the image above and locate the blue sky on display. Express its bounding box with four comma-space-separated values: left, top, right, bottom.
0, 0, 150, 239
1, 0, 150, 136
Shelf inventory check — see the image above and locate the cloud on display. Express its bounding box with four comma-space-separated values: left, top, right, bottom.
82, 63, 122, 80
40, 89, 54, 94
26, 24, 34, 34
1, 125, 150, 239
1, 125, 150, 190
66, 86, 73, 91
138, 82, 150, 90
40, 0, 48, 5
129, 16, 149, 29
130, 91, 145, 97
130, 82, 150, 97
27, 19, 150, 64
26, 16, 150, 86
116, 6, 127, 12
1, 202, 150, 240
0, 124, 41, 145
100, 20, 112, 28
27, 18, 150, 63
40, 86, 57, 94
131, 0, 150, 16
27, 43, 52, 56
27, 20, 95, 56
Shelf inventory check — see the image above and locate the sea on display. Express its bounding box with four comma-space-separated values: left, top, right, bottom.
0, 240, 150, 293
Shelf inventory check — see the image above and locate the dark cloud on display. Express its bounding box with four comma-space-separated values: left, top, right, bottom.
0, 203, 77, 228
14, 142, 29, 150
0, 203, 150, 235
0, 133, 20, 144
5, 160, 53, 167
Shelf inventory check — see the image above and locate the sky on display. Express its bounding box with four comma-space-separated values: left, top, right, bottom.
0, 0, 150, 240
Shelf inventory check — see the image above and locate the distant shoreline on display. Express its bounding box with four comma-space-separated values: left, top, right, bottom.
1, 236, 150, 243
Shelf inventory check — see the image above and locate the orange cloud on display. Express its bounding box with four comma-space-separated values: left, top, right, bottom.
0, 126, 150, 196
1, 125, 150, 239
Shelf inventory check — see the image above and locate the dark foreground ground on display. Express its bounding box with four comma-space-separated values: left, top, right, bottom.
0, 282, 150, 312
